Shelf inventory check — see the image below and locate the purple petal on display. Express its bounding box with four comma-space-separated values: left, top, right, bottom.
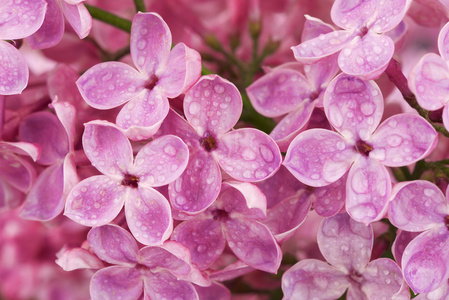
131, 12, 171, 76
0, 141, 40, 161
125, 187, 172, 246
216, 128, 281, 182
26, 0, 64, 50
439, 22, 449, 63
133, 135, 189, 187
209, 260, 254, 282
318, 213, 373, 273
221, 181, 266, 219
0, 180, 24, 210
402, 226, 449, 293
346, 157, 391, 225
143, 271, 198, 300
52, 97, 76, 150
64, 175, 125, 227
184, 75, 242, 136
155, 108, 201, 147
0, 41, 28, 95
338, 33, 394, 80
171, 219, 225, 270
291, 30, 355, 64
0, 0, 47, 40
224, 218, 282, 273
389, 180, 448, 232
0, 151, 35, 192
282, 259, 350, 300
76, 62, 146, 109
443, 104, 449, 132
169, 150, 221, 213
392, 230, 420, 272
372, 0, 411, 32
90, 266, 143, 300
408, 53, 449, 110
116, 89, 169, 141
331, 0, 373, 29
370, 114, 438, 167
61, 1, 92, 39
55, 247, 105, 271
415, 281, 449, 300
194, 282, 231, 300
305, 54, 340, 91
283, 129, 357, 187
87, 224, 139, 266
246, 68, 312, 117
324, 73, 384, 141
301, 15, 335, 42
362, 258, 405, 299
157, 43, 202, 98
313, 172, 347, 217
83, 121, 133, 177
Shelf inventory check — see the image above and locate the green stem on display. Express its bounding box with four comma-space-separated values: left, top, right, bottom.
85, 4, 132, 33
133, 0, 146, 12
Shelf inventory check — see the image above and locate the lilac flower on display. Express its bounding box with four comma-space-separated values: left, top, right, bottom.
284, 73, 438, 224
388, 180, 449, 293
86, 224, 210, 299
291, 0, 412, 80
64, 121, 189, 245
156, 75, 282, 214
0, 0, 47, 94
76, 12, 201, 140
409, 21, 449, 132
282, 213, 406, 299
26, 0, 92, 49
171, 181, 282, 273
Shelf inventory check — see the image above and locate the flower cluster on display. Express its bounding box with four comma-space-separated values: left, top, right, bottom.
3, 0, 449, 299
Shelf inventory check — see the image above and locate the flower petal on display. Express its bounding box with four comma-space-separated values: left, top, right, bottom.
371, 0, 411, 32
56, 247, 105, 271
216, 128, 281, 182
0, 41, 28, 95
143, 271, 198, 300
64, 175, 125, 227
362, 258, 405, 299
392, 230, 420, 266
439, 22, 449, 63
370, 114, 438, 167
194, 282, 231, 300
221, 181, 267, 219
0, 151, 35, 192
184, 75, 242, 136
313, 172, 347, 217
87, 224, 139, 266
133, 135, 189, 187
331, 0, 373, 29
61, 1, 92, 39
125, 187, 172, 246
76, 62, 146, 109
90, 266, 143, 300
284, 129, 357, 187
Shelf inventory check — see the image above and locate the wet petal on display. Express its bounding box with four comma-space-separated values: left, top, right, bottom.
133, 135, 189, 187
143, 271, 198, 300
125, 187, 172, 246
301, 15, 335, 42
76, 62, 146, 109
362, 258, 405, 299
155, 108, 201, 148
221, 181, 266, 219
90, 266, 143, 300
313, 172, 347, 217
0, 41, 28, 95
61, 1, 92, 39
83, 121, 133, 177
87, 224, 139, 266
392, 230, 420, 266
131, 12, 171, 76
439, 22, 449, 63
331, 0, 374, 29
389, 180, 448, 232
415, 281, 449, 300
184, 75, 242, 136
168, 150, 221, 213
305, 54, 340, 90
246, 68, 312, 117
324, 73, 384, 141
284, 129, 357, 187
370, 114, 438, 167
371, 0, 411, 32
194, 282, 230, 300
64, 175, 126, 227
346, 157, 392, 225
282, 259, 350, 300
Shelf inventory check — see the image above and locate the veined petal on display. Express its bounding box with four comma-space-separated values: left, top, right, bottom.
87, 224, 139, 266
371, 0, 411, 33
338, 33, 394, 80
131, 12, 171, 76
0, 41, 28, 95
221, 181, 267, 219
64, 175, 126, 227
331, 0, 373, 29
157, 43, 202, 98
56, 247, 105, 271
346, 157, 392, 225
305, 54, 340, 90
282, 259, 350, 300
125, 187, 172, 246
284, 129, 357, 187
370, 114, 438, 167
389, 180, 448, 232
90, 266, 143, 300
246, 68, 312, 117
313, 172, 347, 217
76, 62, 146, 109
414, 281, 449, 300
391, 230, 419, 266
301, 15, 335, 42
408, 53, 449, 111
143, 271, 198, 300
0, 151, 35, 192
443, 104, 449, 132
439, 22, 449, 63
184, 75, 242, 136
216, 128, 281, 182
133, 135, 189, 187
324, 73, 384, 141
362, 258, 405, 299
83, 121, 133, 177
0, 141, 40, 161
194, 282, 231, 300
61, 1, 92, 39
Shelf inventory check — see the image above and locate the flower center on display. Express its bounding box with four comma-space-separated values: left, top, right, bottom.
445, 216, 449, 230
349, 270, 363, 284
200, 132, 218, 152
212, 209, 229, 221
145, 75, 159, 90
358, 26, 369, 38
121, 174, 139, 188
355, 140, 373, 156
309, 90, 320, 101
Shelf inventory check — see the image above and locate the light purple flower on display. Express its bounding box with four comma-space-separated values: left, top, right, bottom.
76, 12, 201, 140
282, 213, 406, 299
291, 0, 412, 80
284, 73, 438, 224
0, 0, 47, 94
64, 121, 189, 245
